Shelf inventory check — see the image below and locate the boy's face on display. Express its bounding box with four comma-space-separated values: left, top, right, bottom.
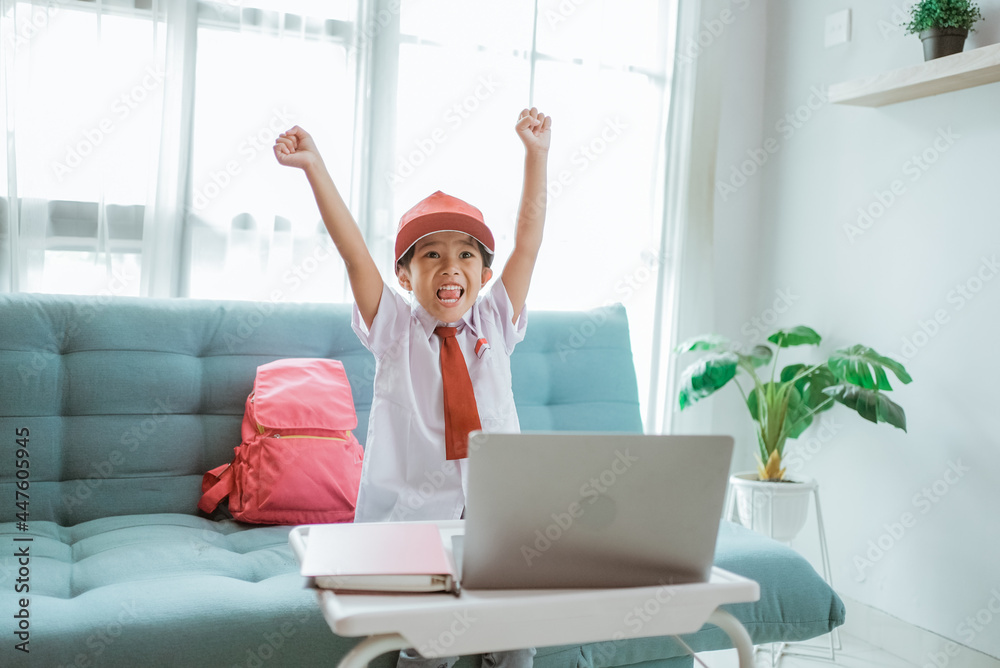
396, 231, 493, 323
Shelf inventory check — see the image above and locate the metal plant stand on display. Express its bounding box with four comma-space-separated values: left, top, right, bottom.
724, 478, 842, 664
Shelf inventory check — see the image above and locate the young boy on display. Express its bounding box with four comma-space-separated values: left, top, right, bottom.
274, 108, 550, 668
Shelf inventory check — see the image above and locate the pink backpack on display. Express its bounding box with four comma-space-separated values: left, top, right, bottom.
198, 358, 364, 524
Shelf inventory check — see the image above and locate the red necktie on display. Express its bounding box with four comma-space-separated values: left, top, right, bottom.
434, 326, 481, 460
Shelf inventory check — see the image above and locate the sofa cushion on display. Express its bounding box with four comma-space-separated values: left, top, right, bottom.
711, 521, 845, 644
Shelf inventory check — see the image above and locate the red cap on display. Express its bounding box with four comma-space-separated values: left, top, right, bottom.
394, 191, 495, 263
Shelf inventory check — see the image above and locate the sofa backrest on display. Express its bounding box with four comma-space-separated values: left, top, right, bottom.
0, 293, 642, 525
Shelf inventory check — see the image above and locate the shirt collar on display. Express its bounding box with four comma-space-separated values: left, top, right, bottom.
411, 296, 479, 341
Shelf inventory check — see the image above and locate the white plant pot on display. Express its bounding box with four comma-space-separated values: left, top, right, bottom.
729, 472, 814, 542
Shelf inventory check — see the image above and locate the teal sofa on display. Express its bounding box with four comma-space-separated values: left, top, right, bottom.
0, 294, 844, 667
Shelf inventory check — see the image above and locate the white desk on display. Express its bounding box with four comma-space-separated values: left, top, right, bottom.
290, 521, 760, 668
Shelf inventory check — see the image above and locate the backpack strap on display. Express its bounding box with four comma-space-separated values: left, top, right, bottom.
198, 463, 234, 513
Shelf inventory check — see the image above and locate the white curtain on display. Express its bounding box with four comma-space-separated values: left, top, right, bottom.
142, 0, 196, 297
649, 0, 729, 434
181, 0, 356, 302
0, 0, 178, 296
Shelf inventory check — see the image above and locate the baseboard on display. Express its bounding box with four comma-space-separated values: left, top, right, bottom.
841, 595, 1000, 668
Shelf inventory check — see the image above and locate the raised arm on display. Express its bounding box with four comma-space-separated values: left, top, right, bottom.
502, 108, 551, 325
274, 126, 382, 329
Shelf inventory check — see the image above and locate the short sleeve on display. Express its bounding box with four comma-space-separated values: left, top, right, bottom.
481, 278, 527, 354
352, 283, 411, 358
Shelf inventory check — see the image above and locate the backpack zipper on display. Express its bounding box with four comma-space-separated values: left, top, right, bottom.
272, 434, 347, 441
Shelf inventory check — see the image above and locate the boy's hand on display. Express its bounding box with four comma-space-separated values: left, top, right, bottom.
274, 126, 323, 172
515, 107, 551, 154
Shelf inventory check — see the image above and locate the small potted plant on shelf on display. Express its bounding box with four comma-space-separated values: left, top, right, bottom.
903, 0, 985, 61
676, 326, 912, 540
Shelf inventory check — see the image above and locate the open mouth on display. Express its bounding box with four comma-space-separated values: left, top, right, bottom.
436, 284, 464, 305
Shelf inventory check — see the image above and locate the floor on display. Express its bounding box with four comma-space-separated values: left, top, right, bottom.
695, 633, 918, 667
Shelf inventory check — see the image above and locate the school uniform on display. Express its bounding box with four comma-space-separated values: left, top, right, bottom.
350, 277, 527, 523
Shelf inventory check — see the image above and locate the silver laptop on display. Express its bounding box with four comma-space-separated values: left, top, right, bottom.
458, 432, 734, 589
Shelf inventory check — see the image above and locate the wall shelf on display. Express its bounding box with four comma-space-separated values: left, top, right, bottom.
828, 42, 1000, 107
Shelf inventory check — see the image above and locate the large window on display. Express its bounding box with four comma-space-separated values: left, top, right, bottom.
2, 1, 165, 295
3, 0, 676, 426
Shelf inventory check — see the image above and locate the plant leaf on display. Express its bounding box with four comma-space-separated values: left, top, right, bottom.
746, 381, 787, 425
776, 365, 837, 439
675, 334, 730, 353
903, 0, 984, 34
746, 382, 802, 452
767, 326, 822, 348
759, 449, 786, 482
678, 352, 738, 410
823, 384, 907, 432
785, 414, 813, 439
799, 366, 838, 413
780, 363, 807, 385
754, 426, 769, 467
748, 382, 809, 443
869, 348, 913, 384
828, 344, 913, 390
746, 384, 766, 423
740, 345, 773, 369
782, 385, 813, 439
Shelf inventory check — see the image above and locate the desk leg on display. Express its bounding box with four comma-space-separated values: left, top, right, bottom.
338, 633, 411, 668
707, 610, 754, 668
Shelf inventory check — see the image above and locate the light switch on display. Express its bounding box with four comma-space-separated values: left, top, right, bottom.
825, 9, 851, 48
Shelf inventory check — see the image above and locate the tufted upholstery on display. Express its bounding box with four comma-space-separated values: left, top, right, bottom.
0, 293, 842, 668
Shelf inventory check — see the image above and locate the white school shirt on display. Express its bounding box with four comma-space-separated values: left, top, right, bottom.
350, 278, 527, 523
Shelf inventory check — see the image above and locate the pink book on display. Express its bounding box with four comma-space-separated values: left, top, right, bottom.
299, 522, 458, 593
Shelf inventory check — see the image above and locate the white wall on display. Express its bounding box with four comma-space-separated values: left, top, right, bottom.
709, 0, 1000, 660
704, 0, 771, 457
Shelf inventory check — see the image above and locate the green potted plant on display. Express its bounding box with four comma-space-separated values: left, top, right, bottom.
903, 0, 985, 61
676, 326, 912, 539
